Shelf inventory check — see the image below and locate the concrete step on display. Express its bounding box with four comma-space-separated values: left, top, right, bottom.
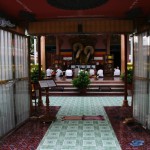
47, 91, 125, 96
41, 78, 125, 96
61, 87, 124, 91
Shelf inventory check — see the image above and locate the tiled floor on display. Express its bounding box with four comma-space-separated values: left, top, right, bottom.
37, 96, 131, 150
1, 96, 150, 150
37, 120, 121, 150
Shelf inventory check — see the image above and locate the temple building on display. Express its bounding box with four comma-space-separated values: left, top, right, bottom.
0, 0, 150, 149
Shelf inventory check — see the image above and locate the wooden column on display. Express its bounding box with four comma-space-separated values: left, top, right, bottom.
41, 36, 46, 71
121, 35, 125, 74
122, 34, 129, 107
38, 36, 43, 107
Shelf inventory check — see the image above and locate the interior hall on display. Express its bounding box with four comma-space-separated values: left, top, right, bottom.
0, 0, 150, 150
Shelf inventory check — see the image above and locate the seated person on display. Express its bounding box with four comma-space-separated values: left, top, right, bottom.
46, 66, 53, 77
74, 66, 79, 78
65, 68, 73, 78
89, 67, 95, 77
114, 66, 120, 76
56, 67, 63, 77
97, 68, 104, 77
51, 70, 56, 77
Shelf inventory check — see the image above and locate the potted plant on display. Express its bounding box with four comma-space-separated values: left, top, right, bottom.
72, 70, 91, 94
120, 68, 133, 95
30, 64, 45, 84
120, 68, 133, 84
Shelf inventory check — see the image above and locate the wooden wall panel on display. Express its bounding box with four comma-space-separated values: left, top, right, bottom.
28, 19, 133, 35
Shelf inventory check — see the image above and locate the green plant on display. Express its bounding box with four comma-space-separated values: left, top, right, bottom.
30, 64, 45, 83
72, 71, 91, 89
120, 68, 133, 84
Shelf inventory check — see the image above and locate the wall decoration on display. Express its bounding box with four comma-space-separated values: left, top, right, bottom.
73, 43, 95, 64
70, 35, 97, 64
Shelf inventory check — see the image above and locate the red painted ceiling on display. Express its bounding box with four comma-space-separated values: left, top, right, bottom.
0, 0, 150, 22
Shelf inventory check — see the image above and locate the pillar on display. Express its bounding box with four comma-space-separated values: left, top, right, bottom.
38, 36, 43, 107
41, 36, 46, 71
122, 34, 129, 107
121, 35, 125, 74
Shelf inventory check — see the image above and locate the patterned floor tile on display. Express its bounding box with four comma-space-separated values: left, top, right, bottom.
65, 132, 78, 138
37, 96, 132, 150
83, 140, 96, 146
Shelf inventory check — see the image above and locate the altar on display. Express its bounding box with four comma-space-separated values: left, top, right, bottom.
71, 65, 96, 69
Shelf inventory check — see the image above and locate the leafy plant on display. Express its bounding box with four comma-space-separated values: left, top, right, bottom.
120, 68, 133, 84
72, 71, 91, 89
30, 65, 45, 83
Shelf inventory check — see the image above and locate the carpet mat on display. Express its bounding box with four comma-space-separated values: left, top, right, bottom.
31, 106, 61, 117
104, 106, 150, 150
62, 115, 105, 120
0, 106, 60, 150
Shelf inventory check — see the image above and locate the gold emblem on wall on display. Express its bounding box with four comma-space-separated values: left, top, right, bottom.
70, 35, 97, 64
73, 43, 95, 64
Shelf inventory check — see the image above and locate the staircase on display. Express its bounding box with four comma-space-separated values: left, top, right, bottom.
48, 77, 125, 96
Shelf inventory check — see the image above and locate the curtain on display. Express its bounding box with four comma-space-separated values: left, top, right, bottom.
0, 84, 15, 136
0, 30, 29, 137
0, 30, 13, 80
14, 35, 30, 125
133, 32, 150, 129
0, 30, 15, 137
